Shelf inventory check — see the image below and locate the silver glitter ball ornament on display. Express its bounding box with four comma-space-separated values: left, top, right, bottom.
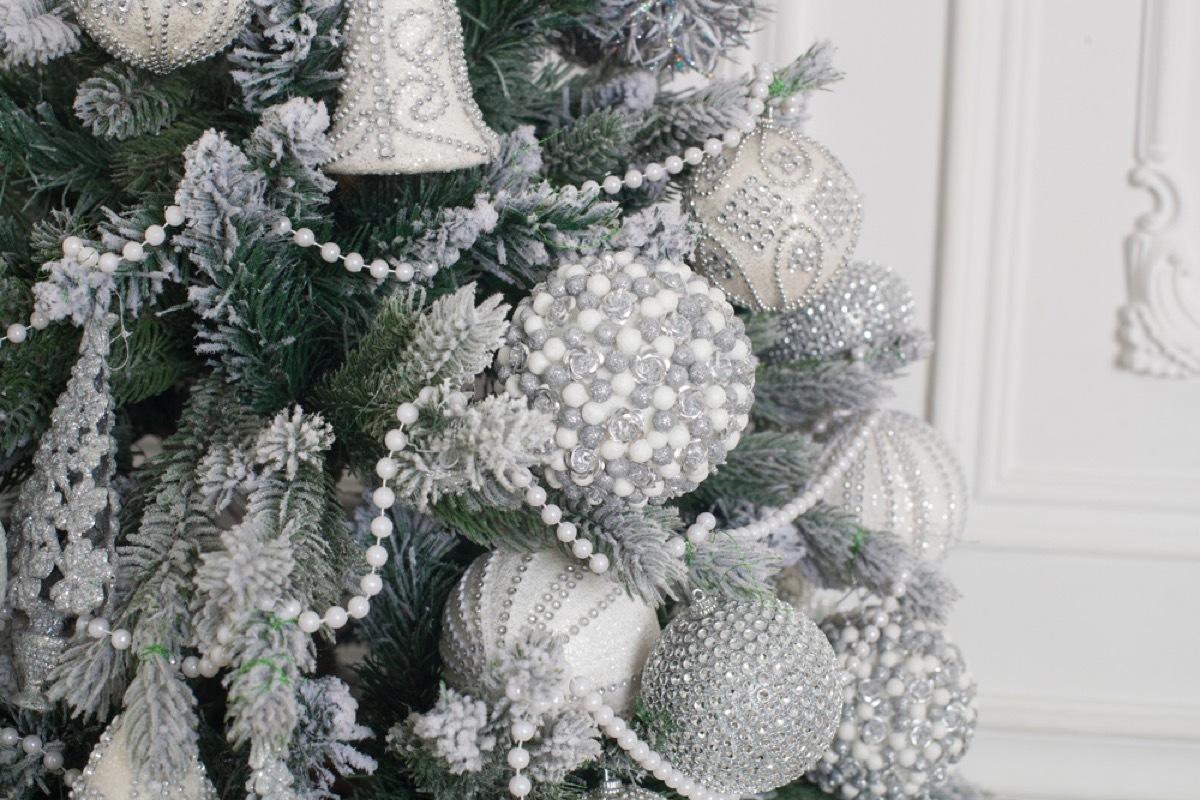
325, 0, 500, 174
762, 261, 916, 365
496, 252, 756, 507
811, 606, 978, 800
440, 549, 660, 714
813, 410, 968, 563
583, 776, 660, 800
70, 0, 250, 73
684, 119, 862, 312
637, 593, 843, 795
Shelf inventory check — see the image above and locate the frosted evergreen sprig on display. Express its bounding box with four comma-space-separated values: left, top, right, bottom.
0, 0, 80, 68
73, 64, 191, 141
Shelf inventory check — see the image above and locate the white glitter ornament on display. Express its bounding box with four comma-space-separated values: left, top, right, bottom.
811, 606, 978, 800
70, 0, 249, 73
324, 0, 500, 174
762, 261, 915, 365
440, 548, 660, 714
813, 410, 967, 563
70, 716, 217, 800
496, 252, 756, 507
637, 593, 843, 795
684, 119, 862, 312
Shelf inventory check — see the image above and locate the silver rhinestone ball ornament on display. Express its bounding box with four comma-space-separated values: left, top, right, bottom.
813, 410, 967, 563
637, 594, 843, 795
440, 549, 660, 714
811, 607, 978, 800
762, 261, 916, 365
496, 252, 756, 507
684, 119, 862, 312
71, 0, 249, 73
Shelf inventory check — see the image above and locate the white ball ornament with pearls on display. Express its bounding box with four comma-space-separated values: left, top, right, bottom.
497, 252, 756, 507
70, 0, 250, 73
440, 549, 659, 714
67, 716, 217, 800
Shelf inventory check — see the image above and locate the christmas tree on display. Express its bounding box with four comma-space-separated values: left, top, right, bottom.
0, 1, 987, 798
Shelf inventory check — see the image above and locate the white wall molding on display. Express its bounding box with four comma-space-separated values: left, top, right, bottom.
1118, 0, 1200, 377
980, 690, 1200, 741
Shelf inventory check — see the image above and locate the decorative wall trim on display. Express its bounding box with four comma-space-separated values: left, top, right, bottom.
1118, 0, 1200, 377
980, 690, 1200, 741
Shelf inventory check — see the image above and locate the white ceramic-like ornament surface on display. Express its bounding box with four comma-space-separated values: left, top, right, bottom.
71, 0, 249, 73
440, 549, 660, 714
325, 0, 500, 174
70, 716, 217, 800
816, 410, 967, 562
685, 120, 862, 312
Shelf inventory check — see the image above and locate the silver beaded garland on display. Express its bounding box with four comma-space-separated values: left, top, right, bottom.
811, 606, 978, 800
637, 593, 843, 795
762, 261, 916, 365
496, 252, 756, 507
70, 0, 250, 73
684, 119, 862, 312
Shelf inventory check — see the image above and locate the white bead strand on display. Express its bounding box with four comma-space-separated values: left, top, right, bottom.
0, 725, 66, 776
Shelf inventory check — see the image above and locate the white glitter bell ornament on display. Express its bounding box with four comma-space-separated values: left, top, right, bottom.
762, 261, 916, 365
637, 592, 843, 795
813, 410, 967, 563
810, 604, 978, 800
495, 251, 756, 507
70, 0, 250, 73
440, 548, 660, 714
324, 0, 500, 174
69, 716, 217, 800
684, 118, 862, 312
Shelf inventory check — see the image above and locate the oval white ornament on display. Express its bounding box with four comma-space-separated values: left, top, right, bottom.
440, 548, 659, 714
71, 0, 249, 73
816, 410, 968, 562
685, 119, 862, 312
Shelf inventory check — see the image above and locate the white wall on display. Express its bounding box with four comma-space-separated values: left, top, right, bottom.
747, 2, 1200, 798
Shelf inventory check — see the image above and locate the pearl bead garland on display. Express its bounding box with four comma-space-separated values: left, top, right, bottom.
0, 724, 70, 781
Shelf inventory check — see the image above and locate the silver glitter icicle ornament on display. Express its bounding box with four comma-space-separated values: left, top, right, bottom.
761, 261, 916, 365
813, 410, 967, 563
637, 592, 843, 795
70, 0, 250, 73
684, 118, 862, 312
6, 313, 120, 710
324, 0, 500, 174
811, 604, 978, 800
69, 716, 218, 800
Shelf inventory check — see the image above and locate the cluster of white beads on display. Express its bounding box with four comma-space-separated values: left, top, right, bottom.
588, 64, 787, 200
0, 206, 186, 350
0, 725, 73, 783
275, 216, 442, 283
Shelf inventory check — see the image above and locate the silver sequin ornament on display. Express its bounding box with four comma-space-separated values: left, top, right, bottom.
6, 313, 120, 709
813, 410, 967, 563
684, 119, 862, 312
811, 605, 978, 800
583, 775, 660, 800
496, 252, 756, 507
70, 716, 217, 800
637, 593, 843, 795
440, 549, 660, 714
70, 0, 249, 73
324, 0, 500, 174
762, 261, 915, 365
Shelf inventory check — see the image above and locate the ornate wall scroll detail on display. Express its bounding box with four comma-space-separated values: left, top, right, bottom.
1118, 0, 1200, 377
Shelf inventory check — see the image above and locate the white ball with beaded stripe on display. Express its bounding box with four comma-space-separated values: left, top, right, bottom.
439, 548, 659, 714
